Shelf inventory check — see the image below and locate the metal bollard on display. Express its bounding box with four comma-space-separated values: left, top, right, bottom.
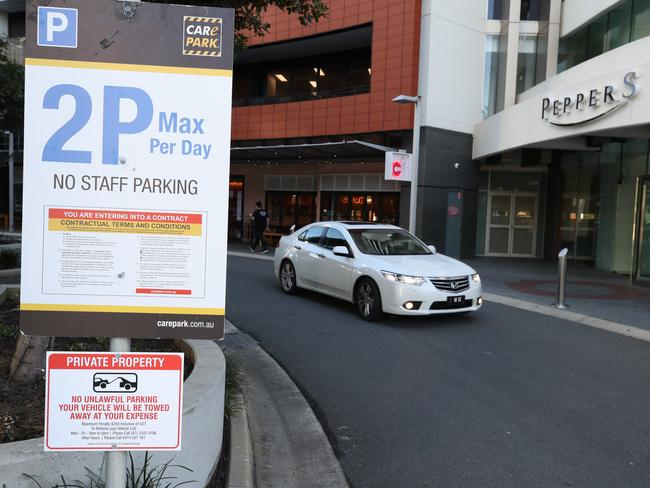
556, 248, 569, 309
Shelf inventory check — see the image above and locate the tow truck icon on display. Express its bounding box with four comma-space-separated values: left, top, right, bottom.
93, 373, 138, 393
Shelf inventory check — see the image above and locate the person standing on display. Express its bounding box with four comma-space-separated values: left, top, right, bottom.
249, 200, 269, 253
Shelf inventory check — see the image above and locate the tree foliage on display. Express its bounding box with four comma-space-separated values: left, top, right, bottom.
0, 38, 24, 136
151, 0, 328, 49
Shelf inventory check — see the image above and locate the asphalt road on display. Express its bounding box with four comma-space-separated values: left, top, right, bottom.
226, 256, 650, 488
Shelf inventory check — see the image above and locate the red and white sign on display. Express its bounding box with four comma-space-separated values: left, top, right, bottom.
384, 152, 412, 181
45, 352, 184, 451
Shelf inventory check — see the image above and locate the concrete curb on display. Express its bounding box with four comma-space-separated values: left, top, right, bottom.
0, 284, 19, 301
484, 292, 650, 343
226, 392, 255, 488
0, 268, 20, 279
221, 320, 348, 488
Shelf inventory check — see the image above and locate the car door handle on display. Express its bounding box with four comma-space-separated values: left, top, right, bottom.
317, 253, 325, 258
294, 245, 301, 250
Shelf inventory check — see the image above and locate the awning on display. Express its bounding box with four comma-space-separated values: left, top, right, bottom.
230, 140, 396, 164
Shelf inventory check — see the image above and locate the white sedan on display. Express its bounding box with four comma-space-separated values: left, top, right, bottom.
273, 222, 483, 321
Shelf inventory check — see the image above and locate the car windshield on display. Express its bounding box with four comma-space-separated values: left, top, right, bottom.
348, 229, 432, 256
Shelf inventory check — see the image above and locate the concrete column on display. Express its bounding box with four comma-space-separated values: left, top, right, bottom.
545, 0, 562, 79
503, 0, 522, 108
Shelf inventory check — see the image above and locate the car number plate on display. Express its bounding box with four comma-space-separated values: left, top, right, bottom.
447, 295, 465, 304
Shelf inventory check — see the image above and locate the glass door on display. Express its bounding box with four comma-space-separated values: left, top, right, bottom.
488, 194, 511, 255
512, 195, 536, 255
487, 193, 537, 257
638, 179, 650, 280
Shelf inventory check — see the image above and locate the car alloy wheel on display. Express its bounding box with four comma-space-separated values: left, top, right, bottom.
280, 260, 298, 294
356, 278, 384, 321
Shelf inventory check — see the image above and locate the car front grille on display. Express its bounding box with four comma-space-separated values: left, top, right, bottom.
430, 276, 470, 293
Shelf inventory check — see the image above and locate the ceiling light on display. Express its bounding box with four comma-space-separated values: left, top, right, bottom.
309, 80, 317, 88
275, 73, 288, 82
319, 69, 325, 76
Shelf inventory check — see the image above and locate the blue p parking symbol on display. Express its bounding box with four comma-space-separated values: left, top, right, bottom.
37, 7, 78, 48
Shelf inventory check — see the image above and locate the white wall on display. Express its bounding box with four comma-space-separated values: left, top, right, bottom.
418, 0, 487, 134
473, 37, 650, 159
560, 0, 626, 36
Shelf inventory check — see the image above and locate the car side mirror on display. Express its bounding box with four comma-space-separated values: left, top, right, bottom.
332, 246, 352, 258
428, 245, 437, 254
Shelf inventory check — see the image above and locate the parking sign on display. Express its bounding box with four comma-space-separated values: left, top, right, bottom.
37, 7, 78, 48
45, 352, 184, 451
22, 0, 234, 339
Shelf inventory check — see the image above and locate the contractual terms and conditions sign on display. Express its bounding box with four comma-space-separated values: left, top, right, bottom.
21, 1, 234, 339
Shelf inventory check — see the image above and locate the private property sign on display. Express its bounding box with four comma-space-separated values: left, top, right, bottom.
20, 0, 234, 339
45, 352, 184, 451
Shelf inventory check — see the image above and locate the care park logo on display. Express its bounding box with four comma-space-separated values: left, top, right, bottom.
183, 16, 222, 57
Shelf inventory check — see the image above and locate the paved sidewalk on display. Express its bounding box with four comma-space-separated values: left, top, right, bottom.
467, 257, 650, 331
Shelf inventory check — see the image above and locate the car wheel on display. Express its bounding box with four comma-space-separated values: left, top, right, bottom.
280, 260, 299, 294
100, 382, 107, 389
124, 384, 131, 390
355, 278, 385, 321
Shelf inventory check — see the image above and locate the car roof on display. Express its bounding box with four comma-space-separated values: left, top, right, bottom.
310, 221, 402, 230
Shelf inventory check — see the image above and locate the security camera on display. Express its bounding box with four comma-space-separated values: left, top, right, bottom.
454, 162, 461, 171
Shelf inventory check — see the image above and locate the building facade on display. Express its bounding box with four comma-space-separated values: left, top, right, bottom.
407, 0, 650, 282
469, 0, 650, 281
228, 0, 421, 240
2, 0, 649, 281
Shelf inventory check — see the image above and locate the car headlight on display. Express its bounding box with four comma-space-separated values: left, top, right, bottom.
471, 273, 481, 284
381, 271, 426, 286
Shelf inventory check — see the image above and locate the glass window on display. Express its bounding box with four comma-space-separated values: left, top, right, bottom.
516, 35, 537, 95
558, 28, 587, 73
323, 228, 349, 250
520, 0, 541, 20
557, 0, 641, 73
483, 35, 506, 118
605, 1, 632, 51
302, 226, 324, 245
348, 229, 432, 256
234, 48, 371, 106
488, 0, 508, 19
266, 192, 317, 233
632, 0, 650, 41
380, 195, 399, 225
490, 172, 539, 192
586, 17, 607, 60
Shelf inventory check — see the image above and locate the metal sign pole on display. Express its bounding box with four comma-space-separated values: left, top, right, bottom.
105, 337, 131, 488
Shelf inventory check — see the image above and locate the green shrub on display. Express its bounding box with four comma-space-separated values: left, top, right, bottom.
224, 357, 245, 422
24, 452, 196, 487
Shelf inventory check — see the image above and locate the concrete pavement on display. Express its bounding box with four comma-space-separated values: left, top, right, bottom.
225, 254, 650, 488
220, 320, 348, 488
466, 257, 650, 331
